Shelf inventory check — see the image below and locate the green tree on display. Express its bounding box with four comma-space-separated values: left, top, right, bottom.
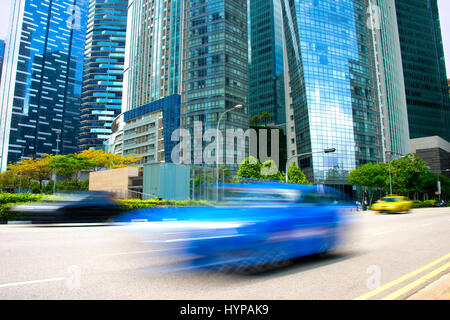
237, 156, 262, 179
250, 115, 261, 126
286, 162, 311, 184
0, 171, 21, 191
49, 154, 97, 183
389, 154, 430, 199
77, 149, 142, 170
8, 154, 54, 193
348, 162, 387, 205
261, 160, 284, 181
259, 112, 272, 126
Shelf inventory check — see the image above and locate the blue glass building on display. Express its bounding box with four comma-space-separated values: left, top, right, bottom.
182, 0, 249, 171
123, 95, 181, 163
395, 0, 450, 141
79, 0, 128, 151
0, 0, 88, 171
281, 0, 384, 188
249, 0, 286, 126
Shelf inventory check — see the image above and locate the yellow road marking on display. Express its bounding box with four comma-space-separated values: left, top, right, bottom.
381, 261, 450, 300
354, 253, 450, 300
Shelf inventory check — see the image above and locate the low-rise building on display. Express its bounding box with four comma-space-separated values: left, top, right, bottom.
411, 136, 450, 177
107, 95, 181, 165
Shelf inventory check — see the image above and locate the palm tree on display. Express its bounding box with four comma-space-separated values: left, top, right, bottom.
250, 114, 261, 125
260, 112, 272, 126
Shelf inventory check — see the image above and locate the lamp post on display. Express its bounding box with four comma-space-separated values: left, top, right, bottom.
437, 169, 450, 202
53, 130, 61, 194
386, 151, 406, 195
285, 148, 336, 184
18, 146, 26, 193
215, 104, 243, 199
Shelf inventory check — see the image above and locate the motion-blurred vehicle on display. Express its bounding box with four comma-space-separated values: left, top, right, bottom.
9, 191, 124, 223
432, 200, 446, 207
120, 183, 356, 272
370, 195, 413, 213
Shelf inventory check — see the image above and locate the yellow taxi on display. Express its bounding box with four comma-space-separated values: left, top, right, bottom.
370, 195, 413, 213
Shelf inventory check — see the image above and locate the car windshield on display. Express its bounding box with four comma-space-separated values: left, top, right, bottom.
382, 198, 402, 202
219, 186, 347, 206
221, 188, 301, 204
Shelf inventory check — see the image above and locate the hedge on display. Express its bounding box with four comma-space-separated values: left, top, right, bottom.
116, 199, 214, 210
411, 200, 440, 208
0, 193, 44, 222
0, 193, 213, 222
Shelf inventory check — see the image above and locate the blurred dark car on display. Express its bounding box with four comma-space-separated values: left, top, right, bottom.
121, 183, 357, 272
432, 200, 447, 207
10, 191, 124, 223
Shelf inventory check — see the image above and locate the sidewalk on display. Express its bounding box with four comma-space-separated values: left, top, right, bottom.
407, 273, 450, 300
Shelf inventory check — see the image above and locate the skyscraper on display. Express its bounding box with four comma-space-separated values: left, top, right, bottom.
0, 0, 88, 171
0, 40, 5, 81
79, 0, 128, 151
370, 0, 410, 157
122, 0, 183, 112
248, 0, 286, 126
122, 0, 249, 170
181, 0, 249, 169
395, 0, 450, 141
281, 0, 384, 189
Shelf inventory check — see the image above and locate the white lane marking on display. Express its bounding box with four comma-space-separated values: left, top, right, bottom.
0, 277, 67, 288
98, 249, 166, 257
373, 230, 393, 236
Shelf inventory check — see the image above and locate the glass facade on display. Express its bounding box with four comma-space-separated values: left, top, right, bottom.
371, 0, 410, 156
395, 0, 450, 141
248, 0, 286, 126
123, 94, 181, 163
0, 0, 88, 171
281, 0, 384, 186
79, 0, 128, 151
181, 0, 249, 171
123, 0, 183, 111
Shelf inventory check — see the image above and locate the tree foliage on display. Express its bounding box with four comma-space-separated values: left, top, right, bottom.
347, 153, 447, 200
286, 162, 311, 185
236, 157, 309, 184
1, 149, 142, 193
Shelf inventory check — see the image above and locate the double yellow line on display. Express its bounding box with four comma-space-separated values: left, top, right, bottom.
355, 253, 450, 300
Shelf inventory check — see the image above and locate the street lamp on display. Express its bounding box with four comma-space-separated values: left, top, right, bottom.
386, 151, 406, 195
285, 148, 336, 184
53, 130, 61, 194
437, 168, 450, 202
215, 104, 243, 196
18, 146, 26, 193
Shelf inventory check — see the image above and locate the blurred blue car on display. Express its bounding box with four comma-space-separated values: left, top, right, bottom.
119, 183, 356, 272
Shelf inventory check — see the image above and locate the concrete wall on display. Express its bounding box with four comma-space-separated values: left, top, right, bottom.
89, 167, 139, 198
143, 163, 190, 200
411, 136, 450, 177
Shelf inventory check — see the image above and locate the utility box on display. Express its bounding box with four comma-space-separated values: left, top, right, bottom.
143, 163, 190, 200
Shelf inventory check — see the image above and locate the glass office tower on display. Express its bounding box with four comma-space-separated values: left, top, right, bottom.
281, 0, 384, 188
123, 0, 183, 112
370, 0, 410, 156
248, 0, 286, 126
395, 0, 450, 141
0, 0, 88, 171
79, 0, 128, 151
181, 0, 249, 170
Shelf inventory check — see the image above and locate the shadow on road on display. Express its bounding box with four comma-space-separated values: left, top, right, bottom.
225, 250, 362, 279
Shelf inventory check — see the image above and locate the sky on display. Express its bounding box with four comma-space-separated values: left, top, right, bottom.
0, 0, 449, 76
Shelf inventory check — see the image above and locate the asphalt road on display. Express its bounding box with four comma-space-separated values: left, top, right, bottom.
0, 208, 449, 300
